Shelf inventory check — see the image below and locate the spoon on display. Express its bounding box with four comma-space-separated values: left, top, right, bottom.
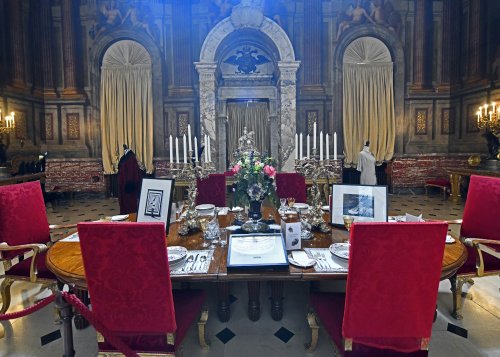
182, 255, 194, 272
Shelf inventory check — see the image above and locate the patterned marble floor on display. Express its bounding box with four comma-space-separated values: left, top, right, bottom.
1, 192, 499, 356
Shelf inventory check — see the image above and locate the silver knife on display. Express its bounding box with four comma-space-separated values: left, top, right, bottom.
190, 254, 199, 272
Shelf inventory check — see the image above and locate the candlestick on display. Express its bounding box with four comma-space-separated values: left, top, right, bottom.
334, 132, 337, 160
313, 122, 317, 150
204, 135, 208, 162
326, 134, 330, 160
208, 137, 212, 162
183, 135, 187, 163
175, 137, 180, 164
188, 124, 192, 152
299, 133, 303, 159
307, 134, 310, 159
319, 131, 323, 161
295, 133, 298, 160
169, 136, 173, 163
194, 136, 199, 162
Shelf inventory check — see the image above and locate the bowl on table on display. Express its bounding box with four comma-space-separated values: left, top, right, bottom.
195, 204, 216, 215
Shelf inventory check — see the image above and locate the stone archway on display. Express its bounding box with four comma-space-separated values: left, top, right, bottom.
196, 2, 299, 171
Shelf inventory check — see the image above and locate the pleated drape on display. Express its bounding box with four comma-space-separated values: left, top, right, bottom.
100, 40, 154, 174
227, 102, 269, 160
342, 37, 395, 167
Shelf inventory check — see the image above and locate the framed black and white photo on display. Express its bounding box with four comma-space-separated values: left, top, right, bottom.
330, 184, 387, 226
137, 178, 175, 232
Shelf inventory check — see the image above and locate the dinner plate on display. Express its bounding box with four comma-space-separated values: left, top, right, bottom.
446, 234, 455, 244
288, 254, 316, 268
294, 203, 309, 210
329, 243, 350, 260
321, 205, 330, 212
111, 214, 129, 221
167, 246, 188, 264
195, 204, 215, 212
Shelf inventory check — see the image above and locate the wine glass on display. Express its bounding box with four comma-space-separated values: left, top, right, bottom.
199, 216, 211, 248
343, 215, 354, 232
176, 201, 185, 222
279, 197, 287, 212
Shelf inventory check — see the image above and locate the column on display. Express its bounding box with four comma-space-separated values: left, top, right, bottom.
411, 0, 432, 90
61, 0, 81, 96
438, 0, 460, 90
6, 0, 26, 91
302, 0, 323, 93
278, 61, 300, 171
195, 63, 218, 167
466, 0, 485, 82
171, 0, 194, 95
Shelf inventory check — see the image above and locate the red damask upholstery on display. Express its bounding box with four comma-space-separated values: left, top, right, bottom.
310, 222, 447, 356
196, 173, 226, 207
275, 172, 307, 203
77, 222, 206, 354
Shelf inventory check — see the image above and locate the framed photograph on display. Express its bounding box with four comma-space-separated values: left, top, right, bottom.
137, 178, 175, 233
330, 184, 388, 226
227, 233, 289, 271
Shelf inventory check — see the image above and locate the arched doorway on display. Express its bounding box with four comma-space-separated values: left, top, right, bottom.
196, 2, 300, 171
100, 40, 154, 174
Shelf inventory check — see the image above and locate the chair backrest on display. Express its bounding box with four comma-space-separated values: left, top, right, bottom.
460, 175, 500, 241
275, 172, 307, 203
343, 222, 447, 352
0, 181, 50, 259
196, 174, 226, 207
77, 222, 176, 334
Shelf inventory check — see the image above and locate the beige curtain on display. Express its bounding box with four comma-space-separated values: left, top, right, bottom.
342, 37, 395, 167
100, 40, 154, 174
227, 101, 269, 161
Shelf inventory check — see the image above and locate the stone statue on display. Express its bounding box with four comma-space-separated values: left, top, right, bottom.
337, 0, 374, 41
238, 126, 259, 154
91, 0, 123, 38
122, 1, 158, 40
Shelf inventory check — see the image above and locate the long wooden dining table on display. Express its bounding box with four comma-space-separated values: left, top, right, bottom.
46, 207, 467, 327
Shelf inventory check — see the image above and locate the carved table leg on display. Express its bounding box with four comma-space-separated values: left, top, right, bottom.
217, 282, 230, 322
449, 173, 461, 204
55, 292, 75, 357
449, 274, 466, 320
270, 281, 284, 321
72, 288, 90, 329
247, 281, 261, 321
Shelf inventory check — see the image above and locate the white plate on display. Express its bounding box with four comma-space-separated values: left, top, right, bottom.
288, 254, 316, 268
294, 203, 309, 210
446, 234, 455, 244
226, 225, 240, 231
111, 214, 129, 221
230, 206, 244, 212
329, 243, 350, 260
196, 204, 215, 212
321, 205, 330, 212
167, 246, 188, 264
268, 224, 282, 231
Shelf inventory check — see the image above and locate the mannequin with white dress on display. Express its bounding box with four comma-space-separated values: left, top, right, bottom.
357, 141, 377, 185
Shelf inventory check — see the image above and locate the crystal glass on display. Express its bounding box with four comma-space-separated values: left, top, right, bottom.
206, 218, 219, 249
176, 201, 185, 222
219, 228, 228, 247
279, 197, 287, 211
343, 215, 354, 232
199, 216, 211, 248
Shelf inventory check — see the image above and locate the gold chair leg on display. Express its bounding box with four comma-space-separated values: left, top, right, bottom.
0, 324, 5, 339
0, 278, 15, 314
450, 275, 467, 320
197, 309, 209, 350
305, 311, 319, 352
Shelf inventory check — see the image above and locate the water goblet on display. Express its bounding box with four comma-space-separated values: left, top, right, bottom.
279, 198, 287, 213
199, 216, 211, 248
206, 218, 219, 249
219, 228, 228, 247
176, 201, 185, 222
343, 215, 354, 232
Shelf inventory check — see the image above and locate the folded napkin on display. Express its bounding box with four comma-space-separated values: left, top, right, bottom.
405, 213, 424, 222
60, 232, 79, 242
291, 251, 316, 267
170, 250, 214, 275
304, 248, 348, 273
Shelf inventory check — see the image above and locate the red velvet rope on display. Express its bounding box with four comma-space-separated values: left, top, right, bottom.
61, 292, 140, 357
0, 294, 55, 320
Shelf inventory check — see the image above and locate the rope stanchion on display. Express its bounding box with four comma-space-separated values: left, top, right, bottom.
0, 294, 55, 320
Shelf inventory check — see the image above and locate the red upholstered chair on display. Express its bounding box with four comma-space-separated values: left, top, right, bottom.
77, 222, 209, 355
275, 172, 307, 203
196, 173, 226, 207
306, 222, 448, 356
0, 181, 59, 314
424, 179, 451, 200
449, 175, 500, 319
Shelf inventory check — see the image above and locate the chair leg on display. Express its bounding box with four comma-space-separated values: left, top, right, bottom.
449, 275, 467, 320
305, 311, 319, 353
197, 308, 210, 350
0, 278, 15, 314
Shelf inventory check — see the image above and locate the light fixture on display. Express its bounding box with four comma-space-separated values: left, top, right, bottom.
0, 110, 16, 135
476, 102, 500, 133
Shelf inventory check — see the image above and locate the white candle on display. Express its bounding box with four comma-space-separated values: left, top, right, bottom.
169, 136, 173, 163
194, 136, 199, 162
299, 133, 303, 160
183, 134, 187, 163
334, 132, 337, 160
295, 133, 298, 160
313, 122, 317, 150
175, 137, 180, 164
307, 134, 310, 159
204, 135, 208, 162
319, 131, 323, 161
188, 124, 192, 152
326, 134, 330, 160
207, 137, 211, 162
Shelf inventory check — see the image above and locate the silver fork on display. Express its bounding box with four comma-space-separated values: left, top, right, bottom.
313, 251, 324, 270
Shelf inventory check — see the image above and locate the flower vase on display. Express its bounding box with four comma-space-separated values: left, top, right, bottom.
248, 200, 263, 222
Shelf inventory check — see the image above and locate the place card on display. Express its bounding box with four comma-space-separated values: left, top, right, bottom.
281, 219, 301, 250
